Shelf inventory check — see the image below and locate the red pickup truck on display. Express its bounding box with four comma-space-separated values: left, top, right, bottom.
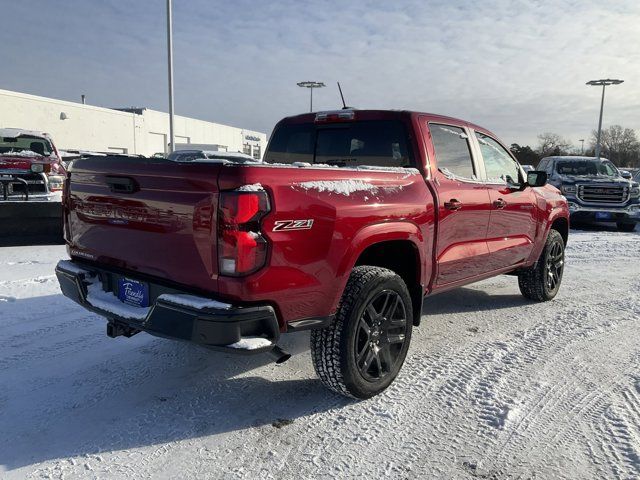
1, 128, 66, 240
56, 110, 569, 398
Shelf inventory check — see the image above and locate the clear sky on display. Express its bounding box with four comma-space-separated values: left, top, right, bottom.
1, 0, 638, 147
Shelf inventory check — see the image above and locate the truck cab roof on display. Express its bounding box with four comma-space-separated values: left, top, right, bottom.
277, 109, 496, 136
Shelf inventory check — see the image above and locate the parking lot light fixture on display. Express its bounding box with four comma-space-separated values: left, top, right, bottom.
586, 79, 624, 159
297, 81, 326, 112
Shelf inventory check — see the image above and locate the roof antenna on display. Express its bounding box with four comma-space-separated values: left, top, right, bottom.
337, 82, 350, 109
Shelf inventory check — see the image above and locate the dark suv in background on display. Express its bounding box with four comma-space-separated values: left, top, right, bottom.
538, 156, 640, 231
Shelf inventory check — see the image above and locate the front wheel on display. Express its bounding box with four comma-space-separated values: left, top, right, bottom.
310, 266, 413, 399
518, 229, 565, 301
617, 222, 636, 232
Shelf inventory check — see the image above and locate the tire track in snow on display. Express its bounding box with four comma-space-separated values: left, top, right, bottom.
3, 231, 640, 479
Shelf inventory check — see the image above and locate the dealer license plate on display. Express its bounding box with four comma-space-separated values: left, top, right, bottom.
117, 277, 150, 307
595, 212, 612, 220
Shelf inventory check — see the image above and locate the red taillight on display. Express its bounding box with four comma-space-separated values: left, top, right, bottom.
218, 191, 270, 276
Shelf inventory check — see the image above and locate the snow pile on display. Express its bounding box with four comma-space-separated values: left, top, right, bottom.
1, 150, 44, 157
236, 183, 264, 192
201, 151, 255, 160
158, 293, 231, 310
440, 167, 478, 182
56, 259, 89, 275
190, 158, 231, 164
438, 125, 468, 139
249, 162, 421, 175
180, 151, 260, 164
295, 180, 379, 196
227, 337, 273, 350
355, 165, 420, 175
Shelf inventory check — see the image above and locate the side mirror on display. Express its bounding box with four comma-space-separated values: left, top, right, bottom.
527, 170, 547, 187
620, 170, 632, 179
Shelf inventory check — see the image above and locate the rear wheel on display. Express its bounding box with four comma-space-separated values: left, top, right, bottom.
617, 222, 636, 232
310, 266, 413, 399
518, 229, 565, 301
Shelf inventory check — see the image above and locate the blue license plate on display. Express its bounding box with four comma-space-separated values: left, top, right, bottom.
595, 212, 612, 220
118, 277, 149, 307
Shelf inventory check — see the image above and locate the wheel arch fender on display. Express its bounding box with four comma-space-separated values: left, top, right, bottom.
331, 221, 426, 314
528, 204, 569, 264
548, 208, 569, 245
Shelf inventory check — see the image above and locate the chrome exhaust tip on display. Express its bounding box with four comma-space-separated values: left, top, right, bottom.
269, 345, 292, 364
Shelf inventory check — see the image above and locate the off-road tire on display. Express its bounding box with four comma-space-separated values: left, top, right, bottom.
617, 222, 636, 232
310, 266, 413, 399
518, 229, 565, 301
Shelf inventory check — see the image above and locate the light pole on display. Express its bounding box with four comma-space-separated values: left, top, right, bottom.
586, 78, 623, 159
579, 139, 584, 155
167, 0, 175, 154
297, 81, 325, 112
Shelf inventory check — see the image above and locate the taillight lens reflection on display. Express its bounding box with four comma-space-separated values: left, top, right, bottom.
218, 191, 270, 276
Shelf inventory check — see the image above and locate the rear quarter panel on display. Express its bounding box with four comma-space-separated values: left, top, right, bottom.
217, 164, 435, 326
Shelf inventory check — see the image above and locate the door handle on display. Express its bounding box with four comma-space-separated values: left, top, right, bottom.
444, 199, 462, 211
105, 176, 138, 194
493, 198, 507, 209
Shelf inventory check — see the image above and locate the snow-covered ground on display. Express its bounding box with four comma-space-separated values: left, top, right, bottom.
1, 229, 639, 479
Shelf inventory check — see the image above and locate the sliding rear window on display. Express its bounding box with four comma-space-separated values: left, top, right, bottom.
264, 120, 414, 168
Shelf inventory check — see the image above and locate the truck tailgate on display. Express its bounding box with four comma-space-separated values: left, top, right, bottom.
66, 156, 222, 292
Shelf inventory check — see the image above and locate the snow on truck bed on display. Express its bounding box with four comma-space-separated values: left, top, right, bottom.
1, 229, 639, 479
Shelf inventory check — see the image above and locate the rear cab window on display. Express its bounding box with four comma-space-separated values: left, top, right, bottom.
429, 124, 477, 181
264, 120, 414, 168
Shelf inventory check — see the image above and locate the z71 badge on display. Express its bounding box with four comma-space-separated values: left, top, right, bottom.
273, 219, 314, 231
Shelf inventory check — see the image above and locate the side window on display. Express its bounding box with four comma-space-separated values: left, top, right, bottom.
475, 133, 521, 184
548, 161, 555, 174
600, 161, 617, 176
429, 124, 476, 180
543, 160, 555, 174
264, 124, 314, 164
537, 159, 548, 171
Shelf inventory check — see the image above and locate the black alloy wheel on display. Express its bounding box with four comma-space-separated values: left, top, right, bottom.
545, 238, 564, 292
354, 290, 408, 382
518, 228, 565, 301
310, 266, 414, 399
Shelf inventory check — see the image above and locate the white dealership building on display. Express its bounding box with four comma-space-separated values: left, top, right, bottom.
0, 88, 267, 158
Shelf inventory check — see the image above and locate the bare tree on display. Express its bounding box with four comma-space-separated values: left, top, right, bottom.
536, 133, 572, 157
590, 125, 640, 167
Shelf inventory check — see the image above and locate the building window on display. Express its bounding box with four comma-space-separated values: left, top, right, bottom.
252, 144, 261, 160
243, 143, 252, 156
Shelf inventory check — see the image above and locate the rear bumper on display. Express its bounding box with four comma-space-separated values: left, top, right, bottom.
55, 260, 280, 354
